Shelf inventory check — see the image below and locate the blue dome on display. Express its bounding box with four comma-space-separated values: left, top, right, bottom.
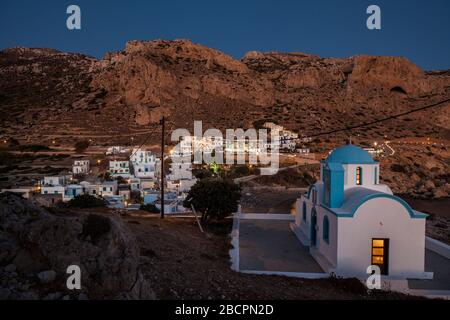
326, 144, 376, 164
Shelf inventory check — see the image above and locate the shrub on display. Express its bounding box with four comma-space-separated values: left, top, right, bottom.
68, 194, 106, 208
192, 168, 212, 180
0, 151, 14, 166
140, 203, 160, 213
74, 140, 90, 153
390, 164, 406, 173
232, 165, 250, 176
18, 144, 52, 152
183, 178, 241, 225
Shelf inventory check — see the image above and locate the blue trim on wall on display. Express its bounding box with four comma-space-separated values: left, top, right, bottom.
320, 194, 428, 219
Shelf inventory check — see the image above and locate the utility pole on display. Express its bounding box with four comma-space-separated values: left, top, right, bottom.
160, 116, 165, 219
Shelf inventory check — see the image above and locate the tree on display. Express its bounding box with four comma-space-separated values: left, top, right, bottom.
232, 165, 251, 177
68, 194, 106, 208
183, 178, 241, 225
116, 176, 128, 185
98, 171, 112, 181
74, 140, 90, 153
192, 168, 212, 180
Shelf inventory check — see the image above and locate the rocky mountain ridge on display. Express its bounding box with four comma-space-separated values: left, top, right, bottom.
1, 39, 449, 145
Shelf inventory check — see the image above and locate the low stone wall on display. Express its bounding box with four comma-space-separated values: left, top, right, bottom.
426, 236, 450, 259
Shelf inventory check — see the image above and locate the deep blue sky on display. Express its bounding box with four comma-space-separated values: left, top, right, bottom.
1, 0, 449, 70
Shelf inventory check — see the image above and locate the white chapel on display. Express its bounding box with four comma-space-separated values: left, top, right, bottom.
292, 144, 430, 279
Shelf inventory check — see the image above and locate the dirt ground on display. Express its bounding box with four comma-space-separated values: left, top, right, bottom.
240, 187, 301, 214
123, 215, 417, 300
399, 195, 450, 245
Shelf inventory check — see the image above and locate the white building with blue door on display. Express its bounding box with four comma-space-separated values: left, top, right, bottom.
292, 144, 430, 279
130, 148, 158, 179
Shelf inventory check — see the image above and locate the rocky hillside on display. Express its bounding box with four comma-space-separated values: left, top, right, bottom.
1, 39, 450, 146
0, 193, 154, 300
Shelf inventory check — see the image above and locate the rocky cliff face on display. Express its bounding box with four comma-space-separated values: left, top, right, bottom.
0, 193, 154, 300
0, 39, 449, 145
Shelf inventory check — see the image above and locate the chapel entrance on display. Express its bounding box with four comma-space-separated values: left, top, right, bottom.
371, 238, 389, 275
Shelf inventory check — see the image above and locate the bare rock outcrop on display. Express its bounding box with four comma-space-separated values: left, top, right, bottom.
0, 193, 154, 300
1, 39, 449, 147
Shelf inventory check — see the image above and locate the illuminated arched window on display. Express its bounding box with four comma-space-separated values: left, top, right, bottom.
302, 202, 307, 221
323, 215, 329, 244
356, 167, 363, 185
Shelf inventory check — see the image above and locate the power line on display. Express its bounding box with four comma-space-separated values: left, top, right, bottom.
128, 126, 159, 161
125, 97, 449, 154
291, 97, 450, 141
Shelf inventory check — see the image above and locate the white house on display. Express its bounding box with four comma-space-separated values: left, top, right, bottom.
118, 185, 131, 200
280, 131, 298, 151
292, 144, 429, 279
142, 189, 159, 205
130, 148, 157, 164
166, 160, 197, 193
129, 177, 141, 191
41, 185, 65, 197
167, 178, 197, 193
140, 178, 156, 190
133, 163, 156, 179
262, 122, 299, 151
42, 176, 66, 187
84, 181, 118, 197
167, 162, 194, 181
72, 160, 90, 175
64, 184, 84, 201
109, 161, 131, 178
41, 176, 66, 197
263, 122, 284, 131
97, 181, 118, 196
130, 149, 158, 179
155, 193, 179, 214
106, 146, 129, 155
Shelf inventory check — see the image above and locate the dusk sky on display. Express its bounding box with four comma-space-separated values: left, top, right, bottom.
1, 0, 449, 70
